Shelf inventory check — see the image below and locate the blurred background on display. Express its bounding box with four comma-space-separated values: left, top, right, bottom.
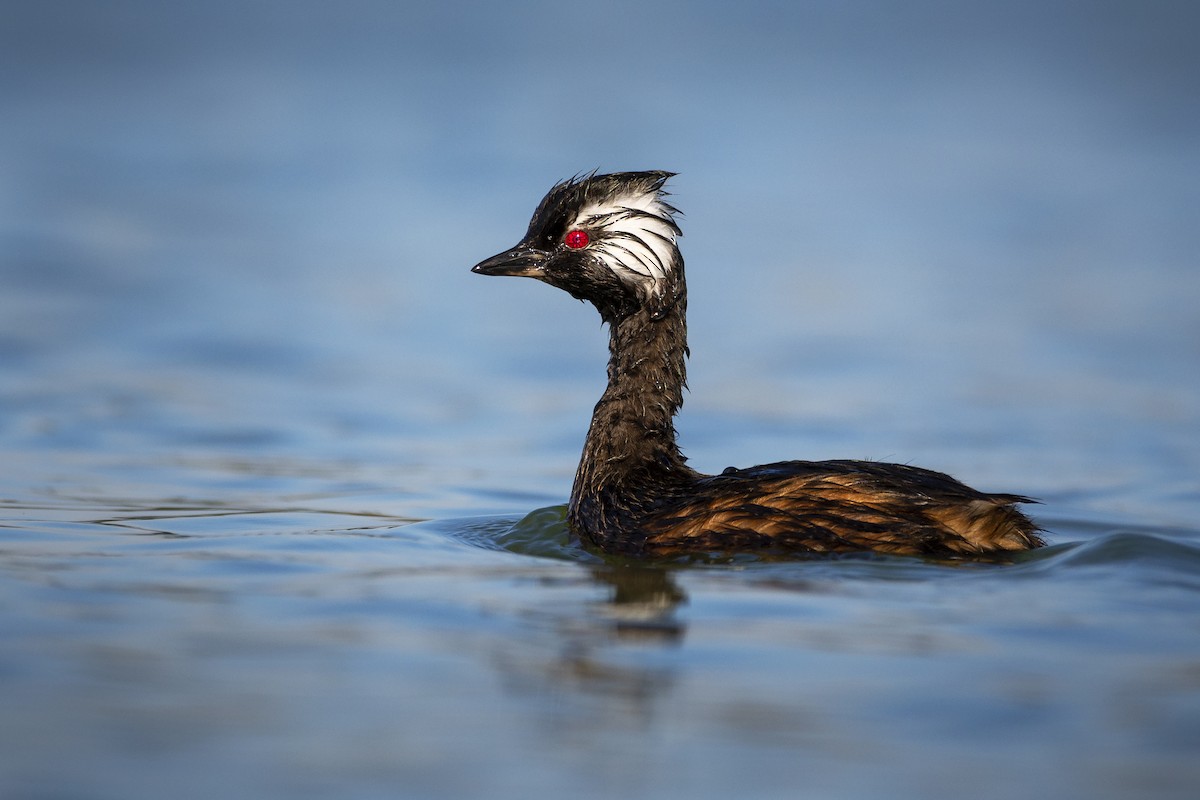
3, 3, 1200, 800
3, 0, 1197, 521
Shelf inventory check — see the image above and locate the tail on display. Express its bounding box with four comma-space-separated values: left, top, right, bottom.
930, 495, 1044, 552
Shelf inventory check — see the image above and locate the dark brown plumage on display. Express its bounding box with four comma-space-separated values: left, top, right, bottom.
472, 171, 1043, 558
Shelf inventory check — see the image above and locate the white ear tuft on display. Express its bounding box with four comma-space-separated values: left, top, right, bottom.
572, 190, 681, 298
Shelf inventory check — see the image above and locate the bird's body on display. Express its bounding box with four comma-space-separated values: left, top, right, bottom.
473, 171, 1042, 558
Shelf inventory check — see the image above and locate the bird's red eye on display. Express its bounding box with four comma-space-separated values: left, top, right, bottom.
564, 229, 590, 249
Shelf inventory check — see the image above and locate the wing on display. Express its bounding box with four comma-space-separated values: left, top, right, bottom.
639, 460, 1042, 556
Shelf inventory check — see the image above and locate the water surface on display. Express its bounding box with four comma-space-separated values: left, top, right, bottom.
2, 2, 1199, 798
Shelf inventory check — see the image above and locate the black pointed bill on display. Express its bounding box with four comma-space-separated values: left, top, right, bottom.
471, 246, 549, 278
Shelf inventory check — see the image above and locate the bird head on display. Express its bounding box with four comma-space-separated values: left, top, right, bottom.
472, 171, 684, 321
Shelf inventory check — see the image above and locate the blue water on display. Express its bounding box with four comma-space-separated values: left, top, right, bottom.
3, 2, 1199, 798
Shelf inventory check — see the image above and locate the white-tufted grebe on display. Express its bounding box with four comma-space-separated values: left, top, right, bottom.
472, 171, 1043, 557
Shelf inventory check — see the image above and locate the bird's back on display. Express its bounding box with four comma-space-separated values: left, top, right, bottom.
627, 460, 1043, 557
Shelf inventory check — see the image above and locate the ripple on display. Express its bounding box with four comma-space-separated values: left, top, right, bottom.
1014, 529, 1200, 592
406, 506, 599, 563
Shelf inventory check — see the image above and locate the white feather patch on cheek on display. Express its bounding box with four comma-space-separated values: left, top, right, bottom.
572, 193, 680, 297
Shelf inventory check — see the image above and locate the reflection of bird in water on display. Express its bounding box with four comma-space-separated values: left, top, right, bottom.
592, 566, 686, 643
474, 171, 1043, 558
486, 565, 685, 727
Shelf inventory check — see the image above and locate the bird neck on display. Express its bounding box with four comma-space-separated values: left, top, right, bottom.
571, 290, 694, 513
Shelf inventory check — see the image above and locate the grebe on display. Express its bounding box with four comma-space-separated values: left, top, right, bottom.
472, 171, 1043, 557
